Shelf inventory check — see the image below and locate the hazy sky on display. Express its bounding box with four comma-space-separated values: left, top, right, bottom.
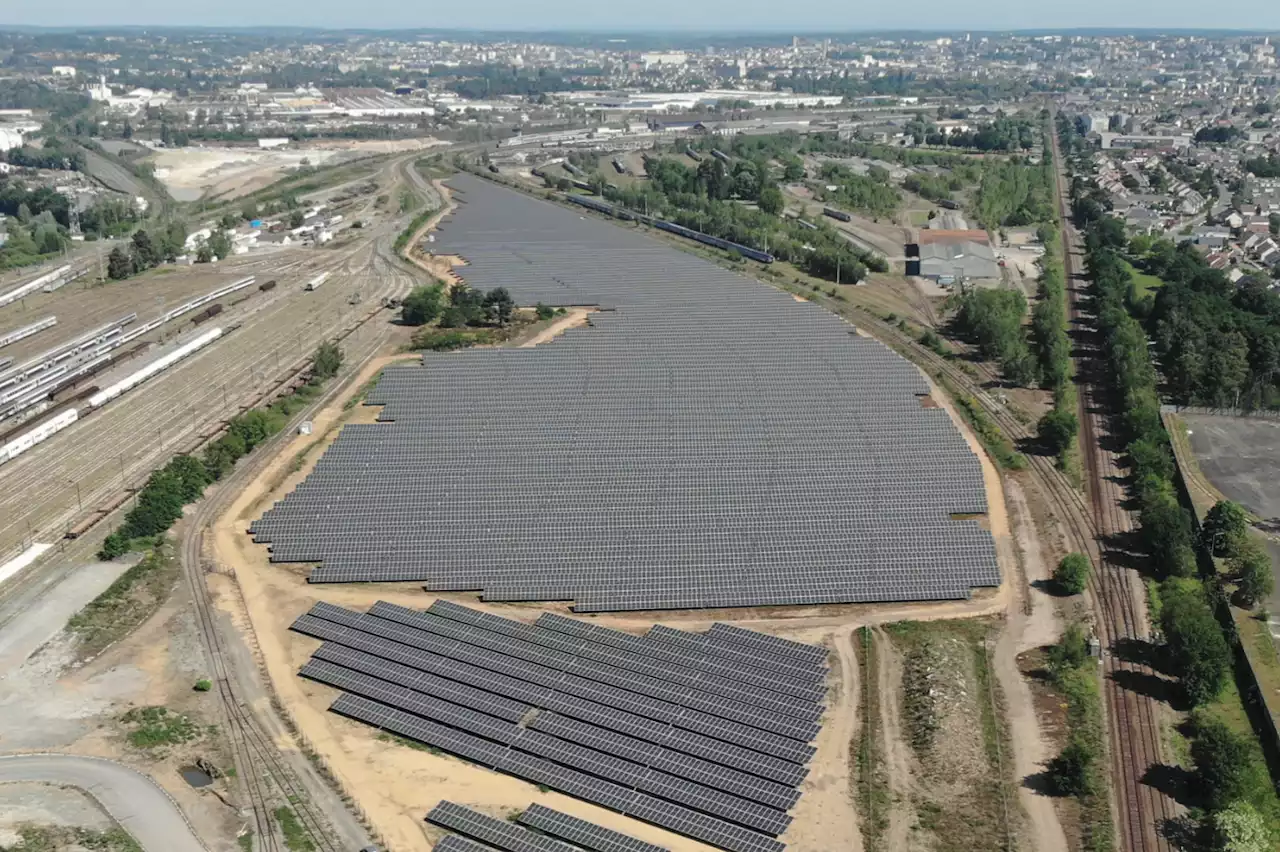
3, 0, 1280, 33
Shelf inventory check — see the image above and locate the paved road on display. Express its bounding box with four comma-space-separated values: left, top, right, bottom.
0, 754, 206, 852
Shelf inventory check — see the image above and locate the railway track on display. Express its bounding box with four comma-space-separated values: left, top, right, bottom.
1051, 123, 1176, 852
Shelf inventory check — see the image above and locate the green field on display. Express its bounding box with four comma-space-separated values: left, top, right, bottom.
1122, 259, 1164, 300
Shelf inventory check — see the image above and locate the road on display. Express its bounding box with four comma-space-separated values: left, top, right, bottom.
0, 754, 207, 852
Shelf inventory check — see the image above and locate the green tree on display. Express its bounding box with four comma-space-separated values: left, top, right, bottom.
1192, 719, 1255, 810
400, 284, 445, 326
106, 245, 134, 280
1054, 553, 1091, 595
1162, 581, 1233, 706
131, 228, 159, 269
1211, 800, 1271, 852
1203, 500, 1249, 557
289, 209, 306, 229
195, 241, 213, 264
757, 185, 785, 216
483, 287, 515, 326
206, 230, 232, 261
1230, 539, 1274, 609
1269, 213, 1280, 236
311, 342, 343, 381
1038, 408, 1079, 456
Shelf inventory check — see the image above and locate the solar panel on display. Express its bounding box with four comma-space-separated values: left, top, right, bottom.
517, 804, 669, 852
427, 802, 579, 852
250, 172, 1002, 612
435, 833, 502, 852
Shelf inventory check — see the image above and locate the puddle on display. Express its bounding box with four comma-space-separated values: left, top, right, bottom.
179, 766, 213, 788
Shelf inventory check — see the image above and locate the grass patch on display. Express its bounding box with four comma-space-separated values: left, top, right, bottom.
67, 545, 179, 658
120, 705, 202, 750
237, 832, 254, 852
852, 627, 890, 849
1121, 259, 1164, 302
8, 825, 141, 852
1051, 659, 1114, 852
273, 806, 315, 852
883, 619, 1015, 852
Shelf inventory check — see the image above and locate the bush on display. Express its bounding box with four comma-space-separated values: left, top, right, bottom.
194, 678, 213, 692
1054, 553, 1091, 595
1048, 736, 1097, 796
311, 342, 343, 381
1038, 407, 1079, 457
1161, 579, 1232, 706
1049, 622, 1091, 675
1231, 539, 1274, 609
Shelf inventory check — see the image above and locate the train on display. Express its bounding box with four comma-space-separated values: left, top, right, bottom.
0, 316, 57, 350
0, 265, 72, 309
795, 219, 818, 231
570, 179, 595, 193
191, 303, 224, 325
611, 158, 628, 175
653, 220, 775, 263
563, 193, 773, 263
710, 149, 732, 163
88, 327, 226, 409
823, 207, 853, 223
937, 199, 961, 210
684, 148, 704, 162
306, 272, 330, 292
259, 279, 278, 292
562, 162, 582, 177
0, 407, 78, 467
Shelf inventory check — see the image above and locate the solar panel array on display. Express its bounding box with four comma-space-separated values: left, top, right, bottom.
293, 601, 829, 852
251, 173, 1000, 611
427, 801, 670, 852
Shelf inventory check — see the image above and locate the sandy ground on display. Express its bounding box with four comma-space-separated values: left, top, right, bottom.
520, 309, 593, 348
152, 139, 442, 202
996, 480, 1069, 852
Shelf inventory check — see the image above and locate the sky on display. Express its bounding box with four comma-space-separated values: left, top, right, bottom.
3, 0, 1280, 33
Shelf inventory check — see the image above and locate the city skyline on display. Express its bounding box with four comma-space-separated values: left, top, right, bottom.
3, 0, 1280, 33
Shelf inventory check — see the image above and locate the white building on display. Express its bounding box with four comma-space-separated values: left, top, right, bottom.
0, 128, 24, 152
51, 66, 76, 78
640, 52, 688, 69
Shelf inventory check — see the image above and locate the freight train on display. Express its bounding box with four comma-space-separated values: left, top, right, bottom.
822, 207, 852, 222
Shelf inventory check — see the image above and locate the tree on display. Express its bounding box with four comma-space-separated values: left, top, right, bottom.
131, 228, 159, 269
106, 245, 134, 280
311, 342, 343, 381
1054, 553, 1091, 595
1192, 719, 1255, 810
1211, 801, 1270, 852
1204, 500, 1250, 557
195, 241, 213, 264
207, 230, 232, 261
483, 287, 515, 326
289, 209, 306, 229
757, 185, 784, 216
1162, 582, 1233, 706
1270, 213, 1280, 236
401, 284, 445, 326
1230, 539, 1274, 608
1038, 408, 1079, 456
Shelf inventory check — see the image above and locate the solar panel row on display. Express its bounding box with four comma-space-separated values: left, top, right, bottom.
251, 173, 1002, 612
331, 695, 783, 852
517, 804, 669, 852
300, 604, 826, 852
427, 801, 580, 852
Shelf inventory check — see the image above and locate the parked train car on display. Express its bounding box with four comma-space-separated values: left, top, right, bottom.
653, 220, 774, 263
710, 149, 732, 163
191, 303, 224, 325
823, 207, 853, 223
684, 148, 704, 162
611, 158, 628, 175
259, 279, 278, 292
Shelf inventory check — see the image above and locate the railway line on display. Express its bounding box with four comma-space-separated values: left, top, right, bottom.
0, 224, 416, 561
1050, 121, 1176, 852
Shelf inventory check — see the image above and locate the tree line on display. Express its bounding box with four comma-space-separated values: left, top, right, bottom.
105, 223, 192, 281
99, 343, 343, 559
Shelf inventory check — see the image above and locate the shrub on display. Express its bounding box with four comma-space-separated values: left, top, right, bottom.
1054, 553, 1091, 595
194, 678, 213, 692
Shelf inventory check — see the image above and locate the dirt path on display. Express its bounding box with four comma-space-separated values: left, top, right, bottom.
521, 308, 593, 348
785, 625, 862, 852
992, 479, 1069, 852
875, 630, 921, 852
403, 179, 458, 281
